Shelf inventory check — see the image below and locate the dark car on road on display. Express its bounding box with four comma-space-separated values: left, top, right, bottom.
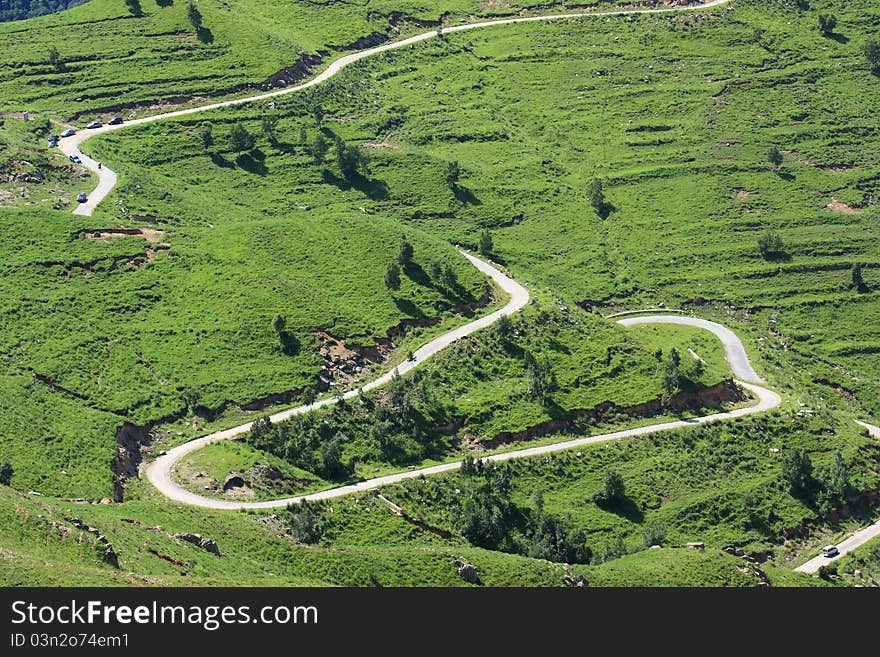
85, 121, 102, 129
76, 192, 88, 203
108, 116, 123, 125
69, 154, 81, 164
60, 128, 76, 137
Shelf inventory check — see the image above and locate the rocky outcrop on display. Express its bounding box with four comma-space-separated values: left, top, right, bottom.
482, 380, 747, 449
174, 533, 221, 557
111, 422, 152, 502
454, 557, 480, 584
66, 517, 119, 569
563, 568, 589, 588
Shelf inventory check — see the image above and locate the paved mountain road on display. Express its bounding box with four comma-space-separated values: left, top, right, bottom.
58, 0, 732, 215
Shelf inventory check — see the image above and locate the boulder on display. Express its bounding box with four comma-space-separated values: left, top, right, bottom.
174, 532, 222, 557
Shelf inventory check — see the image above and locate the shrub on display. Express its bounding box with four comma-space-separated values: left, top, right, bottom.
757, 231, 784, 259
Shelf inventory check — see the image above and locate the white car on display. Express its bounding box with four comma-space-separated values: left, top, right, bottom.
821, 545, 839, 558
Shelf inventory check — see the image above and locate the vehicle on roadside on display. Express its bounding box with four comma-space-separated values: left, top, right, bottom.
85, 121, 102, 129
821, 545, 839, 558
108, 116, 123, 125
47, 135, 59, 147
69, 154, 81, 164
60, 128, 76, 137
76, 192, 87, 203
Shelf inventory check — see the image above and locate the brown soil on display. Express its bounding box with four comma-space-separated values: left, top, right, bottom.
734, 189, 753, 199
827, 198, 861, 214
362, 141, 400, 150
79, 227, 166, 243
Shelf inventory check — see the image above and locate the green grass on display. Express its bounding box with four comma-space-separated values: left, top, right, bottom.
3, 0, 880, 586
0, 0, 647, 120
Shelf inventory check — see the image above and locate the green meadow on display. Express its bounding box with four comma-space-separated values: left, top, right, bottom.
1, 0, 879, 585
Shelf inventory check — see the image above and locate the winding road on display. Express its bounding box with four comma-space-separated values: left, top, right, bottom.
58, 0, 732, 215
53, 0, 877, 575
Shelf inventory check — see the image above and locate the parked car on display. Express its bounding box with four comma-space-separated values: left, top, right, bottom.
76, 192, 88, 203
60, 128, 76, 137
47, 135, 59, 147
85, 121, 102, 129
108, 116, 123, 125
821, 545, 839, 558
69, 154, 81, 164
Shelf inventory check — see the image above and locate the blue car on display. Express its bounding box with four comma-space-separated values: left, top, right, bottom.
47, 135, 59, 147
76, 192, 88, 203
69, 154, 81, 164
60, 128, 76, 137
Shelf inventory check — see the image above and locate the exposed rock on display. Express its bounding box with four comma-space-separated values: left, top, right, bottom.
174, 533, 222, 557
111, 422, 153, 502
563, 571, 590, 588
454, 558, 480, 584
223, 474, 247, 491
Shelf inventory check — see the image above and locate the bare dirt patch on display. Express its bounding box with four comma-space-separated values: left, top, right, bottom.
79, 227, 167, 243
734, 189, 754, 199
361, 141, 400, 150
827, 198, 861, 215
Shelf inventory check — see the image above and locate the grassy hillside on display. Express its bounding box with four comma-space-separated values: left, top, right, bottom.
0, 0, 649, 120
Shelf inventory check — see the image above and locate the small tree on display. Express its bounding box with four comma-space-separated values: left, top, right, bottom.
187, 1, 203, 29
272, 314, 287, 335
817, 14, 836, 37
445, 160, 461, 189
865, 40, 880, 74
261, 115, 278, 144
397, 236, 414, 268
662, 347, 681, 397
757, 231, 784, 259
851, 263, 866, 291
384, 262, 401, 290
478, 229, 493, 256
441, 263, 458, 289
767, 146, 783, 168
200, 123, 213, 149
338, 143, 368, 180
48, 46, 63, 70
312, 105, 324, 126
781, 448, 814, 497
525, 351, 556, 405
642, 520, 666, 547
594, 470, 626, 506
494, 313, 513, 344
687, 356, 705, 381
0, 461, 12, 486
299, 126, 308, 146
228, 122, 255, 152
290, 500, 323, 544
310, 133, 329, 164
588, 177, 612, 219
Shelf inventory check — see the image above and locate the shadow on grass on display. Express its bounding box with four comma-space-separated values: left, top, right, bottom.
393, 296, 425, 318
599, 498, 644, 523
321, 170, 389, 201
829, 33, 849, 44
279, 332, 301, 356
763, 251, 792, 263
775, 170, 795, 182
197, 27, 214, 44
453, 185, 481, 206
236, 151, 268, 176
210, 152, 234, 169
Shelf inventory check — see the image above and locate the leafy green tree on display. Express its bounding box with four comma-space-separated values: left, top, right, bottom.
588, 177, 612, 219
594, 470, 626, 506
821, 452, 850, 501
312, 105, 324, 126
272, 314, 287, 335
228, 122, 255, 153
0, 461, 12, 486
397, 236, 414, 268
428, 259, 442, 283
441, 263, 458, 289
445, 160, 460, 189
687, 356, 705, 381
261, 115, 278, 144
851, 263, 866, 291
767, 146, 783, 167
384, 262, 401, 290
662, 347, 681, 397
865, 40, 880, 73
493, 313, 513, 344
289, 499, 324, 544
642, 520, 666, 547
478, 229, 493, 256
338, 143, 368, 179
524, 351, 556, 405
757, 230, 784, 259
781, 448, 814, 497
299, 126, 308, 145
187, 1, 202, 29
200, 123, 213, 149
48, 46, 61, 69
817, 14, 836, 36
310, 133, 329, 164
320, 434, 348, 480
